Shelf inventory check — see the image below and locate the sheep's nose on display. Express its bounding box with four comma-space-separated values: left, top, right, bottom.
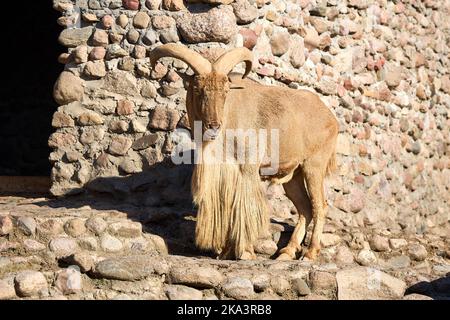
208, 124, 221, 131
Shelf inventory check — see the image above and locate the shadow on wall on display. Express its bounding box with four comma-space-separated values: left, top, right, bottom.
34, 160, 214, 257
405, 275, 450, 300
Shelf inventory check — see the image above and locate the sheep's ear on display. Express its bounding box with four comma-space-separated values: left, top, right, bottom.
174, 71, 193, 87
228, 73, 245, 89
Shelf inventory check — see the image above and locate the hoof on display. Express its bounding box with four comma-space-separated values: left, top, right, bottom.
239, 251, 256, 260
304, 248, 320, 261
276, 247, 296, 260
276, 252, 294, 261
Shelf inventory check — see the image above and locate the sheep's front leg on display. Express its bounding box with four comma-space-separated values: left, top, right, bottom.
240, 245, 257, 260
219, 244, 256, 260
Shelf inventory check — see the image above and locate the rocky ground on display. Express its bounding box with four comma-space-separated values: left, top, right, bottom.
0, 192, 448, 300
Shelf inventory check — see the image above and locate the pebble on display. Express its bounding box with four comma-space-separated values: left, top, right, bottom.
58, 26, 93, 47
85, 217, 107, 235
133, 12, 150, 29
123, 0, 140, 10
14, 271, 48, 297
78, 236, 98, 251
292, 278, 311, 296
0, 215, 13, 236
92, 29, 109, 47
84, 61, 107, 78
102, 15, 114, 29
321, 234, 342, 247
335, 246, 355, 264
165, 285, 203, 300
117, 14, 129, 28
252, 273, 271, 292
386, 255, 411, 269
389, 238, 408, 250
37, 219, 64, 236
170, 266, 224, 289
370, 235, 390, 252
309, 271, 336, 291
100, 234, 123, 252
356, 249, 377, 266
162, 0, 185, 11
254, 239, 278, 255
108, 221, 142, 238
0, 279, 16, 299
23, 239, 46, 251
270, 276, 291, 295
67, 252, 95, 273
270, 32, 290, 56
49, 237, 78, 258
94, 255, 168, 281
16, 216, 36, 236
64, 218, 87, 237
177, 7, 237, 43
221, 277, 254, 299
73, 45, 88, 64
336, 267, 406, 300
232, 0, 258, 24
408, 244, 428, 261
55, 267, 82, 295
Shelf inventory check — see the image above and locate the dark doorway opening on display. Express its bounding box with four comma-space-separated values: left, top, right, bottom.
0, 3, 63, 176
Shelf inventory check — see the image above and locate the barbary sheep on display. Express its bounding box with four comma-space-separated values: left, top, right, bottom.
149, 44, 339, 261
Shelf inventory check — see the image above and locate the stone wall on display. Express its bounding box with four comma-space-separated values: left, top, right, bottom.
51, 0, 450, 235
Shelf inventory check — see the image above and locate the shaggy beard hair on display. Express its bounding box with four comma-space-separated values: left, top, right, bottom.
192, 161, 269, 259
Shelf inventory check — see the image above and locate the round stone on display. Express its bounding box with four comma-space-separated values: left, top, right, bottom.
49, 237, 78, 258
102, 15, 114, 28
408, 244, 428, 261
73, 45, 88, 64
53, 72, 84, 105
133, 12, 150, 29
78, 236, 98, 251
16, 216, 36, 237
356, 249, 377, 266
85, 217, 107, 235
0, 215, 13, 236
100, 234, 123, 252
370, 235, 390, 252
23, 239, 46, 251
14, 271, 48, 297
292, 278, 311, 296
64, 218, 87, 237
117, 14, 129, 28
222, 277, 254, 299
127, 29, 140, 43
108, 221, 142, 238
335, 245, 355, 264
89, 46, 106, 60
92, 29, 109, 47
177, 6, 237, 44
123, 0, 140, 10
55, 267, 82, 294
270, 32, 290, 56
232, 0, 258, 24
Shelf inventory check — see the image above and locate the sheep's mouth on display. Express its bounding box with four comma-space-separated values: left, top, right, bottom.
203, 129, 220, 141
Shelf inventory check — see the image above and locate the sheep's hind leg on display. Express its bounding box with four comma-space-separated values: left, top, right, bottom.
303, 158, 328, 261
276, 170, 312, 260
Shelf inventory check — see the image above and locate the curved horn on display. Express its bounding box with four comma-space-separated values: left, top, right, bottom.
212, 47, 253, 79
149, 43, 212, 75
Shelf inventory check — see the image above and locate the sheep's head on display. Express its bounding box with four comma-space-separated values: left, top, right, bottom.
149, 44, 253, 140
